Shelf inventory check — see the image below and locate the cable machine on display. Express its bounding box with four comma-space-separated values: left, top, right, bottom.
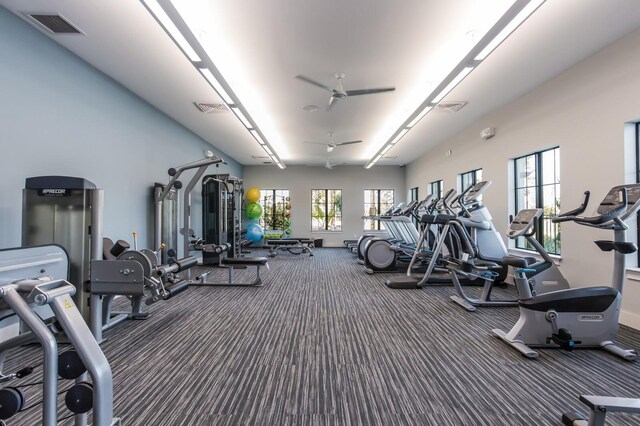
202, 174, 244, 264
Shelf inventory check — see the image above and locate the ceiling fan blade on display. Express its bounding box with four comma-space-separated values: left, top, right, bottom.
295, 75, 333, 92
303, 141, 328, 145
345, 87, 395, 96
334, 140, 363, 146
325, 96, 337, 111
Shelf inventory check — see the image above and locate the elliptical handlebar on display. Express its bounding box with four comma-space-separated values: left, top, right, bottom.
552, 188, 628, 229
554, 191, 590, 220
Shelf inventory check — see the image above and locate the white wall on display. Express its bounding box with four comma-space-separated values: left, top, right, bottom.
0, 7, 242, 250
243, 165, 405, 247
406, 27, 640, 328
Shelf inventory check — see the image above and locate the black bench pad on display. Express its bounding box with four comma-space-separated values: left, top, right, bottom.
222, 257, 268, 266
268, 239, 313, 245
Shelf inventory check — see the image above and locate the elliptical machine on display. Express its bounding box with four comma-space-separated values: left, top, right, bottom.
492, 184, 640, 360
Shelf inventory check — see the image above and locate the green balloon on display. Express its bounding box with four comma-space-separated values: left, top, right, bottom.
246, 202, 263, 219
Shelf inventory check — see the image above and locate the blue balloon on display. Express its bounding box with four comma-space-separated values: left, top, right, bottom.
245, 223, 264, 243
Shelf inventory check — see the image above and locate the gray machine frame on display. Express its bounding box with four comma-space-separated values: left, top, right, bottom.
0, 245, 119, 426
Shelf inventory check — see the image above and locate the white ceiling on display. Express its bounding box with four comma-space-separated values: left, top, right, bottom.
2, 0, 640, 167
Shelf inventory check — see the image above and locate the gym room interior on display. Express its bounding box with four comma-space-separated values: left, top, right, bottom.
1, 0, 640, 425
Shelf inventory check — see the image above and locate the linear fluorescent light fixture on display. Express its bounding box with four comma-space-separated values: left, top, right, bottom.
390, 129, 409, 145
232, 107, 252, 129
407, 106, 433, 128
475, 0, 545, 61
141, 0, 286, 168
199, 68, 234, 105
141, 0, 201, 62
365, 0, 545, 169
432, 67, 474, 104
250, 130, 265, 145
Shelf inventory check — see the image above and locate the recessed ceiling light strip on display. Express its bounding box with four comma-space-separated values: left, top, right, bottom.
140, 0, 201, 62
141, 0, 286, 168
365, 0, 545, 169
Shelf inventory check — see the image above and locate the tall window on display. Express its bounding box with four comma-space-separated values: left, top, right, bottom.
410, 187, 419, 202
429, 180, 443, 199
410, 187, 419, 227
514, 147, 560, 254
363, 189, 394, 230
259, 189, 290, 230
460, 168, 483, 192
311, 189, 342, 231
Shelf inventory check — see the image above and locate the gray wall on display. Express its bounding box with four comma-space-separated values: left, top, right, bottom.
0, 7, 242, 250
406, 27, 640, 328
243, 165, 406, 247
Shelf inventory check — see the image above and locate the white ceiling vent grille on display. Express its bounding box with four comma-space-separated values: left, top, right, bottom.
433, 101, 468, 113
251, 155, 269, 160
26, 14, 83, 34
194, 102, 228, 113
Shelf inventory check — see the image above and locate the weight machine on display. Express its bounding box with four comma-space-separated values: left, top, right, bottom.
0, 245, 119, 426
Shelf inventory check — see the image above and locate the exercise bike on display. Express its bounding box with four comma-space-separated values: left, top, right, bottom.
492, 184, 640, 360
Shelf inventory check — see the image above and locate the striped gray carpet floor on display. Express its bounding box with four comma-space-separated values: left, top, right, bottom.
5, 247, 640, 425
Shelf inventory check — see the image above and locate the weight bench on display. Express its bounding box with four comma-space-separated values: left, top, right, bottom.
266, 238, 314, 257
194, 256, 268, 287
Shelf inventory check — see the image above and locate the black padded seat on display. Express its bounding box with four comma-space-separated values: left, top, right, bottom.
221, 257, 268, 266
502, 256, 529, 268
521, 286, 618, 312
267, 239, 312, 245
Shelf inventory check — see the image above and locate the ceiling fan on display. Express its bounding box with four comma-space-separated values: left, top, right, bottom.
304, 138, 362, 152
295, 72, 395, 111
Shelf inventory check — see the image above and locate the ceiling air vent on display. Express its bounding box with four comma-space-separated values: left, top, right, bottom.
26, 14, 83, 34
194, 102, 228, 113
251, 155, 269, 160
433, 101, 468, 113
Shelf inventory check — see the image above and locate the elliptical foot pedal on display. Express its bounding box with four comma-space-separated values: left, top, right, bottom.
385, 276, 420, 289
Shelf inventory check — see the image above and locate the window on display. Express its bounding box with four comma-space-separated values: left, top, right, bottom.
410, 187, 419, 202
259, 189, 290, 230
311, 189, 342, 231
363, 189, 395, 230
410, 187, 419, 227
513, 147, 560, 254
429, 180, 443, 199
460, 168, 483, 192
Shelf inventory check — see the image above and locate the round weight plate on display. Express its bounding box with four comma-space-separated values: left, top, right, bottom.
58, 351, 86, 380
0, 388, 25, 420
65, 382, 93, 414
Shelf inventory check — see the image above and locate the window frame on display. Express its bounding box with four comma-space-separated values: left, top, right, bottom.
460, 168, 483, 193
311, 189, 342, 231
429, 180, 443, 199
363, 189, 395, 231
513, 146, 561, 255
259, 189, 290, 231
